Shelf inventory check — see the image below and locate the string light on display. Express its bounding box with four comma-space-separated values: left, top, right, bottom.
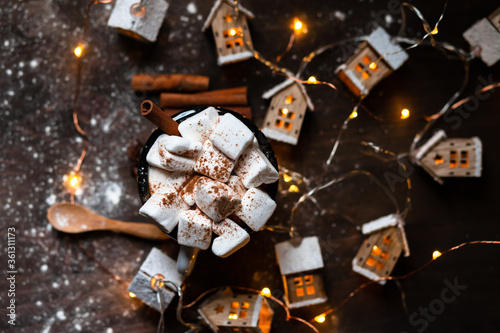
74, 45, 83, 58
289, 185, 299, 192
431, 26, 438, 35
401, 108, 410, 119
432, 250, 442, 260
349, 110, 358, 119
283, 173, 293, 182
129, 292, 136, 298
260, 288, 271, 297
314, 314, 326, 323
307, 76, 318, 84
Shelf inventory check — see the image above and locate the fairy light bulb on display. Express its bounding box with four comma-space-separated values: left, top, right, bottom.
349, 110, 358, 119
260, 288, 271, 297
315, 314, 326, 323
292, 18, 307, 34
129, 292, 136, 298
288, 185, 299, 192
65, 172, 81, 190
432, 250, 442, 260
431, 26, 438, 35
307, 76, 318, 84
70, 176, 79, 187
283, 174, 293, 182
229, 28, 237, 36
74, 45, 83, 58
401, 108, 410, 119
369, 62, 378, 70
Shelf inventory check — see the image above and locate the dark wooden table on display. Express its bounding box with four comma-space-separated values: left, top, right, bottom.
2, 0, 500, 332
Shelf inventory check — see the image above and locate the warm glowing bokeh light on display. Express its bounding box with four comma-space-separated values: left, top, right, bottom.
260, 288, 271, 297
431, 27, 438, 35
292, 18, 307, 33
70, 176, 79, 188
74, 45, 83, 58
229, 28, 237, 36
129, 292, 136, 298
349, 110, 358, 119
315, 314, 326, 323
283, 174, 293, 183
288, 185, 299, 192
369, 62, 378, 70
432, 250, 442, 260
401, 108, 410, 119
307, 76, 318, 84
228, 313, 238, 320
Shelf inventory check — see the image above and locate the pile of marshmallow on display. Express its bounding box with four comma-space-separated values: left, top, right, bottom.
139, 107, 279, 257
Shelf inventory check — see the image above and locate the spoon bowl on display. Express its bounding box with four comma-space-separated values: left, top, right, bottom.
47, 202, 168, 240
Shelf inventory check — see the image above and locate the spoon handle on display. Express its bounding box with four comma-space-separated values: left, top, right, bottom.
107, 220, 169, 240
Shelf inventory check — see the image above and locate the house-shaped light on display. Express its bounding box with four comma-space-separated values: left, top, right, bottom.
336, 27, 408, 97
413, 130, 482, 184
127, 248, 184, 311
107, 0, 169, 43
352, 214, 410, 285
202, 0, 255, 66
275, 236, 327, 309
261, 79, 314, 145
463, 7, 500, 66
198, 287, 274, 333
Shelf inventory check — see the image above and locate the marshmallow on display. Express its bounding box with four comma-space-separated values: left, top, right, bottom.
148, 166, 172, 195
159, 149, 195, 172
179, 175, 202, 206
139, 188, 190, 233
236, 188, 276, 231
209, 113, 254, 160
146, 134, 168, 169
212, 218, 250, 258
195, 140, 235, 183
234, 145, 279, 188
149, 169, 192, 196
226, 175, 247, 198
178, 107, 219, 143
177, 209, 213, 250
159, 135, 202, 158
195, 177, 241, 222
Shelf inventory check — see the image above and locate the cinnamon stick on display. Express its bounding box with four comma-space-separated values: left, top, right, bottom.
162, 106, 253, 119
160, 87, 247, 109
141, 100, 181, 136
132, 74, 210, 92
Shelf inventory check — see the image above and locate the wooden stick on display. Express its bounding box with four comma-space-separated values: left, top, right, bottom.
141, 100, 181, 136
132, 74, 210, 92
162, 106, 253, 119
160, 87, 247, 108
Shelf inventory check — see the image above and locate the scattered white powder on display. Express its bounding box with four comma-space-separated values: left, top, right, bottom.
187, 2, 197, 14
106, 328, 114, 333
105, 183, 122, 205
41, 264, 48, 272
30, 59, 39, 68
334, 10, 346, 21
56, 310, 66, 320
385, 14, 393, 25
75, 323, 82, 331
46, 194, 56, 205
36, 300, 42, 307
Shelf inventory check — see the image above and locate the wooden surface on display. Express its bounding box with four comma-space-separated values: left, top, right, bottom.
1, 0, 500, 332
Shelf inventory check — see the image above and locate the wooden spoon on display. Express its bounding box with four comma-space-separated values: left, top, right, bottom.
47, 202, 168, 240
